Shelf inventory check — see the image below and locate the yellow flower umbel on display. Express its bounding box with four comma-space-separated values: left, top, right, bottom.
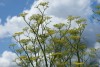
73, 62, 84, 67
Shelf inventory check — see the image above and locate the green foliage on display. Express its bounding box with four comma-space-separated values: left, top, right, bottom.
96, 5, 100, 9
13, 32, 23, 37
54, 23, 65, 29
39, 2, 49, 7
19, 13, 28, 17
95, 10, 100, 15
19, 39, 30, 44
9, 2, 98, 67
67, 15, 76, 21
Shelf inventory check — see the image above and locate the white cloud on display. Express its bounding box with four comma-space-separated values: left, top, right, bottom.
0, 51, 17, 67
0, 1, 99, 59
0, 16, 27, 38
0, 0, 92, 38
46, 0, 92, 18
98, 0, 100, 3
25, 0, 92, 18
94, 42, 100, 49
79, 19, 100, 47
0, 0, 98, 66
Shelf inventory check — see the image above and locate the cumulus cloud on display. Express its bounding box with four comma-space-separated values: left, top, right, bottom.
0, 0, 92, 38
0, 0, 98, 51
24, 0, 92, 18
0, 0, 100, 66
0, 51, 17, 67
0, 16, 27, 38
94, 42, 100, 49
0, 0, 95, 48
83, 22, 98, 47
46, 0, 92, 18
98, 0, 100, 3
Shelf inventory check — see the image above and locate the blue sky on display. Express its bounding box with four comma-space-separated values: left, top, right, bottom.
0, 0, 34, 54
0, 0, 34, 23
0, 0, 100, 67
0, 0, 96, 54
0, 0, 99, 54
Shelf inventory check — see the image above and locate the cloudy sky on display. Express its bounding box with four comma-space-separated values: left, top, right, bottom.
0, 0, 100, 67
